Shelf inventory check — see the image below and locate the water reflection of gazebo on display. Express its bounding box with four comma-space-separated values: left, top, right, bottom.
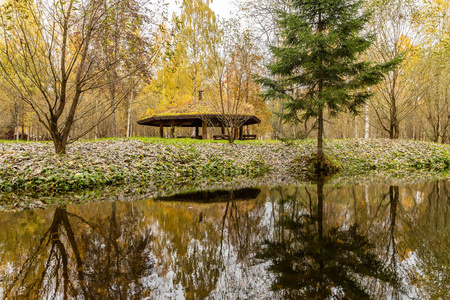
137, 113, 261, 140
156, 188, 261, 203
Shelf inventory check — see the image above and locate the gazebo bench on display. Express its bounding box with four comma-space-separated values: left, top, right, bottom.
242, 134, 256, 140
213, 134, 230, 140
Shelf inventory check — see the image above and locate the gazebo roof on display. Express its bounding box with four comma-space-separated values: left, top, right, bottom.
137, 113, 261, 127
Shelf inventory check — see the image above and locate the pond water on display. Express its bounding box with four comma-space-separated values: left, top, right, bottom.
0, 179, 448, 299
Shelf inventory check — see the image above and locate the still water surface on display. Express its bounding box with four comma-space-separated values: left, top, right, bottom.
0, 180, 448, 299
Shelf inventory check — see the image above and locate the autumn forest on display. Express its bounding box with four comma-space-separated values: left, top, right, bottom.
0, 0, 449, 149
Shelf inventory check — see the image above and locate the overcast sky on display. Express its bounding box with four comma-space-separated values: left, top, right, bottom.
167, 0, 237, 19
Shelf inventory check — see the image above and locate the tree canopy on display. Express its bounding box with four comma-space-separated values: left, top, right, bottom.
256, 0, 400, 163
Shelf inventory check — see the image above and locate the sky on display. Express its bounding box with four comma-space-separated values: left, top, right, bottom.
167, 0, 237, 19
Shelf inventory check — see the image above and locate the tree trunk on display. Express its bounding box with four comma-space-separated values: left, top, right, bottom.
317, 109, 324, 162
389, 110, 400, 139
226, 126, 235, 143
21, 110, 25, 140
126, 92, 133, 138
109, 83, 117, 137
15, 104, 20, 140
95, 97, 99, 139
364, 94, 370, 139
52, 136, 67, 155
49, 101, 78, 155
389, 91, 399, 139
317, 13, 325, 163
277, 98, 284, 138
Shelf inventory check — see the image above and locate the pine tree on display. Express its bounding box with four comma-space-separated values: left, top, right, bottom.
256, 0, 400, 169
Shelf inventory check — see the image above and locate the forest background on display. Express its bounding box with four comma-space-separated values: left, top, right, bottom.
1, 0, 449, 147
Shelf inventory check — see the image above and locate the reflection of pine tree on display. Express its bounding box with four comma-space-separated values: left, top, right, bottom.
259, 179, 401, 299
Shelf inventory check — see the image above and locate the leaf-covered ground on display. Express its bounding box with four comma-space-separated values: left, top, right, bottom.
1, 138, 299, 193
0, 138, 449, 207
326, 139, 450, 172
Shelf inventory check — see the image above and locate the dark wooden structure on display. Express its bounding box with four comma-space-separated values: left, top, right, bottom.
156, 188, 261, 203
137, 113, 261, 140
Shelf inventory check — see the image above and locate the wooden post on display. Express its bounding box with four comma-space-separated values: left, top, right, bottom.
195, 127, 199, 139
170, 126, 175, 138
202, 120, 208, 140
221, 125, 225, 135
159, 124, 164, 138
239, 126, 243, 140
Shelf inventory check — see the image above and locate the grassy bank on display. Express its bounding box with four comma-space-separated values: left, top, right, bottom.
0, 138, 449, 195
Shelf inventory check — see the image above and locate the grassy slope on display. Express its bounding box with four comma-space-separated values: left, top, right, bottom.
0, 138, 449, 195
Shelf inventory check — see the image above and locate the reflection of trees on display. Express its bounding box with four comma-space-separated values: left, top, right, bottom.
212, 192, 271, 299
403, 180, 450, 298
153, 200, 227, 299
220, 191, 266, 260
74, 202, 154, 299
154, 189, 267, 299
1, 203, 154, 299
387, 186, 401, 300
363, 185, 403, 299
2, 181, 447, 299
259, 179, 401, 299
2, 207, 85, 299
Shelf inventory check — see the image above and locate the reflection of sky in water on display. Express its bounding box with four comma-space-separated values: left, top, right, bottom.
0, 181, 448, 299
401, 252, 421, 299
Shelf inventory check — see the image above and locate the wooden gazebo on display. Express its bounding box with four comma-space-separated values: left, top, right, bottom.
137, 113, 261, 139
